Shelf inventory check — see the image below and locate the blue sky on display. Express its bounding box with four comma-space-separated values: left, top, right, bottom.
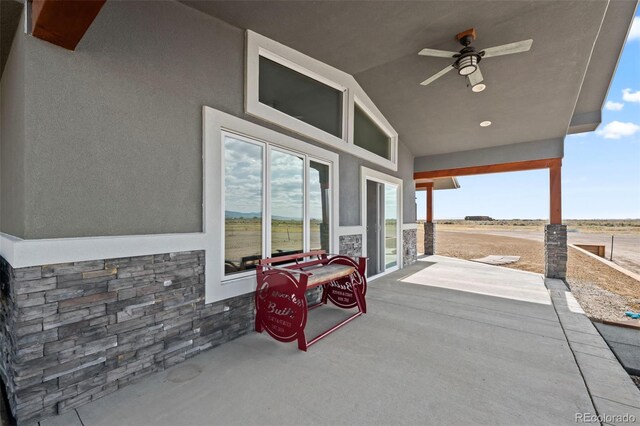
417, 15, 640, 220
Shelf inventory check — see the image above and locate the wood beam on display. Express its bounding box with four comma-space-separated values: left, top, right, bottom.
426, 186, 433, 223
31, 0, 106, 51
414, 158, 562, 180
415, 182, 434, 190
550, 163, 562, 224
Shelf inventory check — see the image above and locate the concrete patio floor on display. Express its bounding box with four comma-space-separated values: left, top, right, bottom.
40, 256, 639, 426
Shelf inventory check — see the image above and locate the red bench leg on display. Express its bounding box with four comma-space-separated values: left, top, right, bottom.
353, 276, 367, 314
297, 332, 308, 351
321, 283, 329, 305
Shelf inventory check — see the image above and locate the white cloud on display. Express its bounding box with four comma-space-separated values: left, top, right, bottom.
622, 88, 640, 103
596, 121, 640, 139
629, 16, 640, 41
605, 101, 624, 111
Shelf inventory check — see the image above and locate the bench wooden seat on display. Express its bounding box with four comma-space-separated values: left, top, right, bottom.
302, 264, 356, 287
255, 250, 367, 351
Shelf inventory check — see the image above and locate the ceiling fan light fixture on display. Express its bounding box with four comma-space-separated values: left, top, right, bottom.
471, 82, 486, 93
457, 55, 478, 76
418, 29, 532, 90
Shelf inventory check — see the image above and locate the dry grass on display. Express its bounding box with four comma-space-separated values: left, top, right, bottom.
224, 218, 312, 266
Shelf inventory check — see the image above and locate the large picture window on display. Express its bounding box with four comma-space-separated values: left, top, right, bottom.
223, 132, 332, 277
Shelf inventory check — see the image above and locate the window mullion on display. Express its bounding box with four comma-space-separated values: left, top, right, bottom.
304, 155, 310, 253
264, 145, 271, 258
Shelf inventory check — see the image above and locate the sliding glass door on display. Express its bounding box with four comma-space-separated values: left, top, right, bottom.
365, 177, 400, 278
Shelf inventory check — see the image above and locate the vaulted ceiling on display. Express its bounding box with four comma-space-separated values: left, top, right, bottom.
182, 1, 636, 158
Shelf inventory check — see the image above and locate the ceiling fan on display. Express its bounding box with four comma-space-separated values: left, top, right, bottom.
418, 28, 533, 92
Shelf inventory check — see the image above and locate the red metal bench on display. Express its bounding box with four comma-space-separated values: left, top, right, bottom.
255, 250, 367, 351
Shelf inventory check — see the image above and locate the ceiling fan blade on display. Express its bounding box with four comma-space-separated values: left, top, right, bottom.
420, 65, 455, 86
481, 39, 533, 58
418, 48, 458, 58
468, 67, 483, 86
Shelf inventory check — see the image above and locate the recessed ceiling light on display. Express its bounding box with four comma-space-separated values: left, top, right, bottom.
480, 121, 492, 127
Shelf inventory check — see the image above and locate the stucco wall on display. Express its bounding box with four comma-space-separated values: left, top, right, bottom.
21, 1, 243, 238
414, 138, 564, 173
338, 140, 416, 227
3, 1, 415, 239
0, 12, 26, 237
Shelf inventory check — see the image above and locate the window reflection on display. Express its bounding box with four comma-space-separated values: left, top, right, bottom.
309, 161, 330, 252
270, 150, 304, 256
385, 185, 398, 269
224, 136, 263, 275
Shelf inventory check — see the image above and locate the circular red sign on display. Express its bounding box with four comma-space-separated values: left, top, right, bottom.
326, 256, 366, 309
256, 271, 307, 342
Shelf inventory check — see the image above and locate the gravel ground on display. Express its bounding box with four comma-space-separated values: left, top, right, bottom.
431, 231, 640, 322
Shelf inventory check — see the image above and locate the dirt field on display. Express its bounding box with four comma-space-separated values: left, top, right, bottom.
417, 222, 640, 322
437, 219, 640, 234
440, 229, 640, 275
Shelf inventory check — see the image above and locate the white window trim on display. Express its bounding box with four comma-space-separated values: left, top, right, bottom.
360, 166, 404, 275
205, 106, 340, 303
246, 30, 399, 171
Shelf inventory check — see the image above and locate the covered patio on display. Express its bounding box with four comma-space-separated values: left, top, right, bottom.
40, 256, 639, 426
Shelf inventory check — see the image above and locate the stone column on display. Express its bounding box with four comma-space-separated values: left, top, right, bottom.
403, 229, 417, 266
545, 224, 567, 279
424, 223, 436, 255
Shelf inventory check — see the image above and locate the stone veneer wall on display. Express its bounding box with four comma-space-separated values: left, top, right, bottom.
544, 224, 567, 279
338, 234, 363, 258
0, 252, 254, 424
402, 229, 417, 267
424, 223, 436, 255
